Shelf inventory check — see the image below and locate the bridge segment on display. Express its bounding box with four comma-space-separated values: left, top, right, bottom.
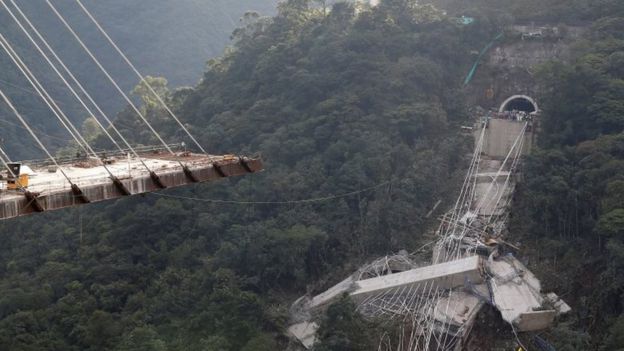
0, 151, 262, 220
288, 113, 568, 350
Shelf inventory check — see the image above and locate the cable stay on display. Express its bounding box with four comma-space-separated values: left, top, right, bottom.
0, 9, 150, 193
0, 143, 12, 163
45, 0, 212, 185
0, 33, 93, 158
150, 179, 393, 205
3, 0, 172, 190
4, 0, 126, 153
0, 1, 263, 221
2, 0, 122, 151
45, 0, 174, 157
75, 0, 208, 154
0, 31, 135, 199
0, 35, 103, 200
0, 88, 88, 203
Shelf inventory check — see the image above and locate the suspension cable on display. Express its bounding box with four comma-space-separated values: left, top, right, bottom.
0, 142, 12, 163
4, 0, 162, 177
46, 0, 213, 184
474, 123, 527, 211
0, 88, 74, 185
75, 0, 208, 154
45, 0, 174, 155
0, 33, 93, 157
1, 36, 134, 184
1, 0, 123, 152
150, 179, 393, 204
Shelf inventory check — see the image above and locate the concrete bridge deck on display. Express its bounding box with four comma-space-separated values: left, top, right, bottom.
0, 152, 262, 220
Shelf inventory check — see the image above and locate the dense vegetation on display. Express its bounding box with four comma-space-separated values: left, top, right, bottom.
0, 0, 498, 349
2, 0, 623, 350
430, 0, 624, 24
510, 12, 624, 351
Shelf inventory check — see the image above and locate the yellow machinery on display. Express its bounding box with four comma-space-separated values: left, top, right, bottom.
7, 174, 28, 190
6, 163, 28, 190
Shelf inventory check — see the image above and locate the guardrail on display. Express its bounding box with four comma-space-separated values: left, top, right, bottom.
19, 143, 186, 168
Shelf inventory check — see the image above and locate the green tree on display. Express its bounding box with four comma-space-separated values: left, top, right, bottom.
115, 326, 166, 351
81, 117, 103, 143
315, 295, 375, 351
131, 76, 170, 117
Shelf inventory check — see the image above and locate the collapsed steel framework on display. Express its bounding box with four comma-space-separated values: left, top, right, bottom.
289, 117, 569, 351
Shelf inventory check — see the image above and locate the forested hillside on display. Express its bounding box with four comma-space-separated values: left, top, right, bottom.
1, 0, 623, 350
0, 1, 500, 350
429, 0, 624, 24
0, 0, 277, 159
510, 11, 624, 351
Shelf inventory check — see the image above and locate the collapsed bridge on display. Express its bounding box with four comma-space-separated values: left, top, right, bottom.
288, 105, 569, 350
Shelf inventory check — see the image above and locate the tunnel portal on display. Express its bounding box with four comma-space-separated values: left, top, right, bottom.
499, 95, 538, 113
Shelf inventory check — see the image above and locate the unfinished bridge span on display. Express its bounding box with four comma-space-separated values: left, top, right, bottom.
0, 1, 265, 220
0, 149, 262, 220
288, 107, 568, 350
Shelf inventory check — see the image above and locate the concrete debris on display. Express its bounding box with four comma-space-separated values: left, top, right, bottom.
486, 255, 558, 331
288, 114, 569, 349
289, 252, 424, 328
308, 275, 356, 311
352, 256, 483, 303
432, 292, 484, 332
515, 310, 557, 332
287, 322, 319, 349
355, 251, 420, 280
546, 292, 572, 314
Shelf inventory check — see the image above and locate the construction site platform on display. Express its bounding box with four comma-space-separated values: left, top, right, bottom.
0, 151, 262, 220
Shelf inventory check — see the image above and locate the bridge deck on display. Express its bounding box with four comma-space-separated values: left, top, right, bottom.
0, 152, 262, 220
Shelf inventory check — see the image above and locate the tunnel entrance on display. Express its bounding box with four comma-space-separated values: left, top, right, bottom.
498, 95, 538, 113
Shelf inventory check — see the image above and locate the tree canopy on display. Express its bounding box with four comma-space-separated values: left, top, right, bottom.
510, 4, 624, 348
0, 1, 490, 349
1, 0, 622, 349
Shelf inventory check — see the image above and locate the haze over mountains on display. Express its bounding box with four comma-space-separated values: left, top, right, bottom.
0, 0, 278, 158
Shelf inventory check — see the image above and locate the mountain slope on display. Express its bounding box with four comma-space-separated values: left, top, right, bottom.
0, 1, 495, 350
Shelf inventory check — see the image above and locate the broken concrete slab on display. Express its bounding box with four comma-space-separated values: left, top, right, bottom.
287, 321, 319, 349
546, 292, 572, 314
309, 275, 356, 310
516, 310, 557, 332
433, 292, 484, 329
486, 255, 568, 332
352, 256, 483, 303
